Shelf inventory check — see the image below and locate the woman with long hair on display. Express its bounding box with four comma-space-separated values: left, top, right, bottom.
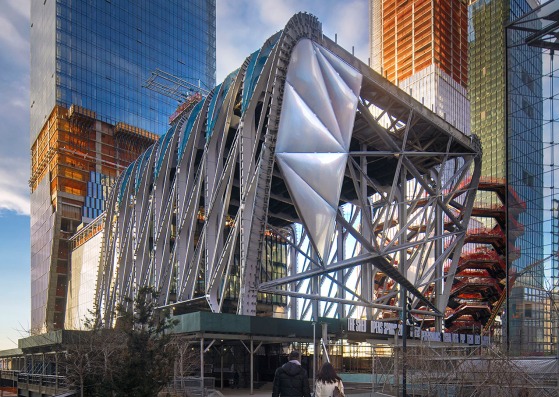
315, 362, 344, 397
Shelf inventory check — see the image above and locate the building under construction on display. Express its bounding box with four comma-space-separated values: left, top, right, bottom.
28, 0, 216, 335
30, 104, 157, 334
370, 0, 559, 356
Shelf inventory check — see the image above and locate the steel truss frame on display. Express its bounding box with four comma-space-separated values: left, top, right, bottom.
95, 13, 481, 326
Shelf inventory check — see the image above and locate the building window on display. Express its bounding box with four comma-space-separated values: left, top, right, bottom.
522, 98, 534, 118
525, 303, 532, 318
522, 69, 534, 92
523, 170, 534, 187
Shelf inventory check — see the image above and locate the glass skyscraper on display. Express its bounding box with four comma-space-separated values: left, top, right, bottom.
470, 0, 549, 354
505, 0, 559, 355
31, 0, 215, 140
30, 0, 216, 333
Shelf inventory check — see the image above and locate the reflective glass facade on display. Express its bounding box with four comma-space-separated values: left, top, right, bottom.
506, 0, 547, 355
31, 0, 216, 141
507, 0, 544, 285
469, 0, 508, 180
554, 199, 559, 290
470, 0, 553, 355
30, 0, 216, 333
507, 0, 559, 355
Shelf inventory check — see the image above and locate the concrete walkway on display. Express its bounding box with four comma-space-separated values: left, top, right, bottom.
216, 383, 273, 396
215, 383, 391, 397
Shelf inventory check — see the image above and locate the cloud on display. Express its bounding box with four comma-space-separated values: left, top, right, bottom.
0, 75, 30, 217
0, 0, 30, 216
326, 0, 369, 61
254, 0, 301, 27
216, 0, 369, 81
6, 0, 30, 19
0, 14, 27, 49
0, 1, 29, 65
216, 0, 285, 82
0, 159, 30, 215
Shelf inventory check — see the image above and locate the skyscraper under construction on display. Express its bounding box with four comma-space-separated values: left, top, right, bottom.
29, 0, 216, 333
370, 0, 470, 134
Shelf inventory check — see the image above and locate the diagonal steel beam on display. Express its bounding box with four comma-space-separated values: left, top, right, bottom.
258, 252, 378, 289
335, 212, 442, 315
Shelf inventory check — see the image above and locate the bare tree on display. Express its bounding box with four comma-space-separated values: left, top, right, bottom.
398, 343, 557, 397
63, 324, 126, 397
164, 335, 199, 394
64, 287, 178, 397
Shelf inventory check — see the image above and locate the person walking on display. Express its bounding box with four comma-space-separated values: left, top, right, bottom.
315, 362, 344, 397
272, 350, 311, 397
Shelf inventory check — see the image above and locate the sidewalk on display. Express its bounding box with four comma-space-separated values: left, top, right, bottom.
217, 383, 272, 396
215, 383, 387, 397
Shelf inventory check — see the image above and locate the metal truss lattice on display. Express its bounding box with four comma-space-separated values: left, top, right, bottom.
95, 13, 481, 326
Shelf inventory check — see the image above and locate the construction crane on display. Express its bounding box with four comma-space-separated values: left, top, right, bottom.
482, 254, 553, 334
143, 68, 210, 124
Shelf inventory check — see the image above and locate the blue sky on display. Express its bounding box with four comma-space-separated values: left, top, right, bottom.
0, 0, 369, 350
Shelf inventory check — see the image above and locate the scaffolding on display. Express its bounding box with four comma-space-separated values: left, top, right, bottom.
29, 104, 157, 332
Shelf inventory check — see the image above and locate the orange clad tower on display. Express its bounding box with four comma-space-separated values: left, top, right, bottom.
371, 0, 470, 134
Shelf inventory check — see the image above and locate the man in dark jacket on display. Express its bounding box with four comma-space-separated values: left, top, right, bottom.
272, 351, 311, 397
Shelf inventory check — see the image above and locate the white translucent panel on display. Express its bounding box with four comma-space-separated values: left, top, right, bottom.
316, 45, 363, 97
315, 49, 359, 151
286, 39, 341, 141
275, 39, 363, 262
277, 158, 336, 260
66, 231, 103, 330
276, 83, 345, 154
276, 152, 347, 208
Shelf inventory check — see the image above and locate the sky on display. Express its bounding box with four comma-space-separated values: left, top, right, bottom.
0, 0, 369, 350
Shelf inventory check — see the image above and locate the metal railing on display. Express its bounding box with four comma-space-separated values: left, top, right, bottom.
0, 370, 19, 381
17, 372, 67, 388
166, 376, 217, 397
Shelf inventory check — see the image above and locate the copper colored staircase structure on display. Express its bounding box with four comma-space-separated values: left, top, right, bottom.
443, 178, 525, 333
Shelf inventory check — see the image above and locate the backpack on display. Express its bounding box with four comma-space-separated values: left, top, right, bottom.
333, 380, 344, 397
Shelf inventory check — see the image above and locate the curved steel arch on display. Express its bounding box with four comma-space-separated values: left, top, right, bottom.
95, 13, 481, 326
